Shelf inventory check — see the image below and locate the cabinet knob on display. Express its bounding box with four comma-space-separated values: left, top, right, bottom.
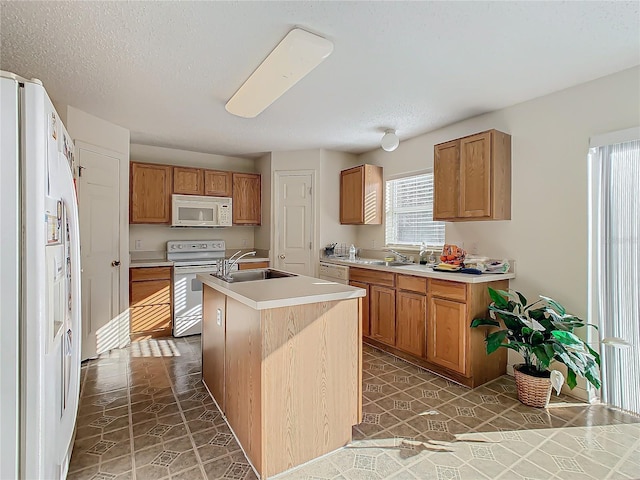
111, 260, 121, 267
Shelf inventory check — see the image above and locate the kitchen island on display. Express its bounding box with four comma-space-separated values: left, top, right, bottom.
197, 271, 366, 479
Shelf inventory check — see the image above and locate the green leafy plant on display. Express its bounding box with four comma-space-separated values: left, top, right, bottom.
470, 288, 601, 390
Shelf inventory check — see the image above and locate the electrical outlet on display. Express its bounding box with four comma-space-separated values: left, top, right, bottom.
242, 238, 248, 247
135, 239, 142, 250
467, 242, 479, 255
372, 239, 376, 248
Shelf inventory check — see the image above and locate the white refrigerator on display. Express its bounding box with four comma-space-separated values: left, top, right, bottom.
1, 71, 82, 480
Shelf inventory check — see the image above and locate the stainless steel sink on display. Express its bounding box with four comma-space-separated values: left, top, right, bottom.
213, 268, 297, 283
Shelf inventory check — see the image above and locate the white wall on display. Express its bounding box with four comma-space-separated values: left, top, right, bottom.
66, 106, 130, 329
129, 144, 257, 252
357, 66, 640, 399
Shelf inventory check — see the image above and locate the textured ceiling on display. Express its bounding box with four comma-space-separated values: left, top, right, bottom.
1, 1, 639, 158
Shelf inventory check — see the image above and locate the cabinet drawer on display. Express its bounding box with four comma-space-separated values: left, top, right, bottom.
131, 279, 171, 306
130, 266, 172, 282
349, 267, 395, 287
397, 274, 427, 294
428, 279, 466, 301
130, 304, 172, 334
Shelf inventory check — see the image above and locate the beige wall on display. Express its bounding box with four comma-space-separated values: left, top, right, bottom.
128, 144, 257, 252
254, 153, 272, 252
357, 66, 640, 399
319, 150, 360, 247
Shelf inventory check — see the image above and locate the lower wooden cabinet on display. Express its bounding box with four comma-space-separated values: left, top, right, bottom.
129, 266, 173, 339
349, 280, 370, 337
426, 296, 467, 374
350, 266, 509, 387
370, 285, 396, 346
396, 290, 426, 358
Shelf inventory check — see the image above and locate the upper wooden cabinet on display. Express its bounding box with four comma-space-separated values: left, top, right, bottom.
130, 162, 173, 224
205, 170, 232, 197
173, 166, 204, 195
232, 173, 261, 225
434, 129, 511, 221
340, 164, 383, 225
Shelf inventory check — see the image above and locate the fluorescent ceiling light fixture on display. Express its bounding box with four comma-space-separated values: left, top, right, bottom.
225, 28, 333, 118
381, 129, 399, 152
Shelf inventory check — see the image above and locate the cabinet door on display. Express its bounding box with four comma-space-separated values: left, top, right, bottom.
130, 162, 173, 224
427, 296, 467, 375
232, 173, 261, 225
340, 166, 364, 224
459, 131, 492, 218
370, 285, 396, 346
130, 304, 172, 335
349, 280, 370, 337
202, 286, 226, 411
396, 290, 426, 357
205, 170, 232, 197
433, 141, 459, 220
174, 167, 204, 195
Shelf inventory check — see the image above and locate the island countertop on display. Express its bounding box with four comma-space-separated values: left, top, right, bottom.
197, 271, 365, 310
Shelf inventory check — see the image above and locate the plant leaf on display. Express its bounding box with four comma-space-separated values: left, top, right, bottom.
488, 288, 509, 309
540, 295, 566, 315
471, 318, 500, 328
585, 343, 601, 367
486, 330, 509, 354
551, 330, 583, 346
566, 368, 577, 389
516, 291, 528, 306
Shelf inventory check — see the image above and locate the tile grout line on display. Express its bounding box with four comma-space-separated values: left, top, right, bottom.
158, 339, 209, 480
603, 424, 640, 479
126, 356, 138, 480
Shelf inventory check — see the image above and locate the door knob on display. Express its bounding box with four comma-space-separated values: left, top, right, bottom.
279, 254, 286, 259
111, 260, 121, 267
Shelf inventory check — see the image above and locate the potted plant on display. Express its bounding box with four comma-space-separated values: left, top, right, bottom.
471, 288, 601, 407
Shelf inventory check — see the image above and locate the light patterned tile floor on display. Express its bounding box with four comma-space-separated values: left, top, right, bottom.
70, 338, 640, 480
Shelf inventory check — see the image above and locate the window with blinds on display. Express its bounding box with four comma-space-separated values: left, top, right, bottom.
385, 172, 445, 247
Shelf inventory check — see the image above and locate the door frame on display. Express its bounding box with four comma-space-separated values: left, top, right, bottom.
75, 140, 129, 352
272, 170, 317, 276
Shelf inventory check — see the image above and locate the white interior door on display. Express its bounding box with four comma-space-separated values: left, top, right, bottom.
274, 172, 314, 275
77, 145, 120, 360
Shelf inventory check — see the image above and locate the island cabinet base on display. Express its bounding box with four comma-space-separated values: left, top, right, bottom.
202, 286, 362, 479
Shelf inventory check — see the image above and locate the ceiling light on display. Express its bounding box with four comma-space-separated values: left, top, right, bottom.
225, 28, 333, 118
381, 129, 399, 152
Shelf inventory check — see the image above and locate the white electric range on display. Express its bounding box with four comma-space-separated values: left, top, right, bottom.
167, 240, 232, 337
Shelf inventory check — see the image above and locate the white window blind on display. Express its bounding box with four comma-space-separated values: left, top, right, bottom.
385, 172, 445, 247
592, 139, 640, 415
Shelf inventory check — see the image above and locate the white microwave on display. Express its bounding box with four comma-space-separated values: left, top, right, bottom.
171, 194, 232, 227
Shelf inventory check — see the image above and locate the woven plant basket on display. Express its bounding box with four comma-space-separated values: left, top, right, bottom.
513, 365, 552, 408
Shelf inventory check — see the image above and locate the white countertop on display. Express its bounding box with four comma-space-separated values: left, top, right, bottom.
197, 271, 365, 310
322, 258, 516, 284
130, 258, 174, 268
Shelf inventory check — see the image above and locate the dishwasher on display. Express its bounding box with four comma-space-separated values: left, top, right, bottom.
318, 262, 350, 285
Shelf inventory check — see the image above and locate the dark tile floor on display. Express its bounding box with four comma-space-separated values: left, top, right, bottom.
69, 336, 640, 480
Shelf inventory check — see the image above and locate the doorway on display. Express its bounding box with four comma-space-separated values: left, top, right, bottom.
273, 171, 315, 275
77, 142, 124, 360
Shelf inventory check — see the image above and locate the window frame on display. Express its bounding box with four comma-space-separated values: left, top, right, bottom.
384, 169, 445, 250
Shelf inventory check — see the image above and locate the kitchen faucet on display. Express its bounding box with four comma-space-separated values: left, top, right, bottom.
222, 251, 257, 277
385, 249, 411, 263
